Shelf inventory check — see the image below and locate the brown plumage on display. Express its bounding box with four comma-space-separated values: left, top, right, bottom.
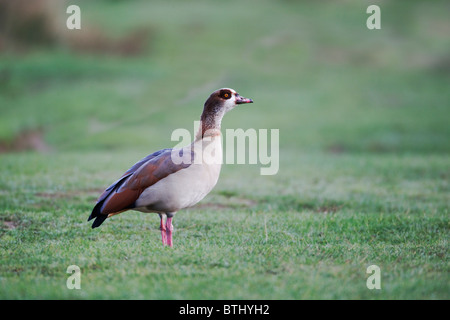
88, 88, 253, 246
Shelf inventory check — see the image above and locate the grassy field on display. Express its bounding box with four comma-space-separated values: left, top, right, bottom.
0, 0, 449, 299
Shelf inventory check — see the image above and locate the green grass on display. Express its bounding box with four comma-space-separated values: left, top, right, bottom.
0, 0, 449, 299
0, 151, 448, 299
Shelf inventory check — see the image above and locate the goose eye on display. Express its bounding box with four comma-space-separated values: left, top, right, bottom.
219, 90, 232, 100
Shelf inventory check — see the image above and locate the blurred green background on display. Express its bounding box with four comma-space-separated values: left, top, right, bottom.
1, 0, 448, 154
0, 0, 449, 300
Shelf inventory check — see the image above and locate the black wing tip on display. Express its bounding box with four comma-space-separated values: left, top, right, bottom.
91, 214, 108, 229
88, 200, 107, 227
88, 201, 102, 220
87, 213, 95, 222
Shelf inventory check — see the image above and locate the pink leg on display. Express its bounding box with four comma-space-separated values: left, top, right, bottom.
160, 215, 167, 246
165, 217, 173, 248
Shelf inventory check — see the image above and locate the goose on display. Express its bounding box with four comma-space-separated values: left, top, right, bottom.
88, 88, 253, 247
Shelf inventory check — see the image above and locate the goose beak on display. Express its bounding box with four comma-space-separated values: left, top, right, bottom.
235, 94, 253, 104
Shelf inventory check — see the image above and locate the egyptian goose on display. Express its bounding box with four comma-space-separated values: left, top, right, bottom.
88, 88, 253, 247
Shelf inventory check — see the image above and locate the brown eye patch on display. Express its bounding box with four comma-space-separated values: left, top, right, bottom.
219, 90, 232, 100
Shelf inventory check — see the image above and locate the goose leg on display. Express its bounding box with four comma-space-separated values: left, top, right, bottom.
159, 214, 167, 246
165, 216, 174, 247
